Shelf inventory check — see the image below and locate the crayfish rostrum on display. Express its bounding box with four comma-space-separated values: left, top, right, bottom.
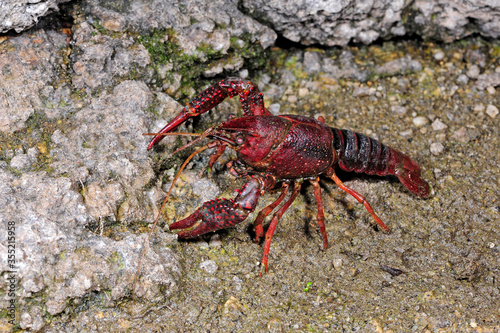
146, 77, 430, 272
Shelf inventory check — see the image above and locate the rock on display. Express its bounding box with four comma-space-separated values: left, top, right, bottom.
430, 142, 444, 155
413, 116, 429, 127
375, 55, 422, 76
391, 105, 408, 116
456, 74, 469, 85
434, 51, 445, 61
0, 30, 68, 133
475, 72, 500, 90
353, 86, 376, 97
0, 0, 71, 33
0, 169, 181, 325
486, 86, 496, 95
431, 119, 448, 131
303, 52, 322, 74
466, 65, 480, 79
485, 104, 499, 118
241, 0, 500, 46
199, 260, 218, 274
451, 127, 470, 142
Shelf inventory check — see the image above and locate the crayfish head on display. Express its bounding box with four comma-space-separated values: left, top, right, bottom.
219, 116, 290, 168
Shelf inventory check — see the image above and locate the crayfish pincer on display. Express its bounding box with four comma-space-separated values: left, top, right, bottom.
146, 77, 430, 272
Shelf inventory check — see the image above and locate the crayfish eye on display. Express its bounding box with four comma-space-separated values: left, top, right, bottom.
235, 135, 245, 145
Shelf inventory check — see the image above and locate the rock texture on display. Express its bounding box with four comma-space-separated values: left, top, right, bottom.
0, 0, 71, 33
240, 0, 500, 45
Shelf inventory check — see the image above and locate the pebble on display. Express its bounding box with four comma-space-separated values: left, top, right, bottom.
399, 129, 413, 137
391, 105, 408, 116
431, 119, 448, 131
452, 127, 470, 143
473, 103, 485, 112
466, 65, 480, 79
412, 116, 429, 127
209, 234, 222, 248
298, 87, 309, 97
456, 74, 469, 85
238, 69, 249, 78
486, 86, 496, 95
433, 168, 443, 178
353, 86, 376, 97
333, 258, 343, 269
430, 142, 444, 155
287, 94, 298, 103
268, 103, 281, 115
199, 260, 218, 274
434, 51, 445, 61
485, 104, 498, 118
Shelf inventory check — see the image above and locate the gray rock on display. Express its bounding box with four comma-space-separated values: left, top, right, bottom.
0, 170, 180, 321
475, 72, 500, 91
466, 65, 480, 79
456, 74, 469, 85
376, 55, 422, 76
199, 260, 218, 274
303, 52, 322, 74
0, 30, 68, 133
241, 0, 500, 46
0, 0, 71, 33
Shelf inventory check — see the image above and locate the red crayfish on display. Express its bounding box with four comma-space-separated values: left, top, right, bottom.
146, 77, 430, 272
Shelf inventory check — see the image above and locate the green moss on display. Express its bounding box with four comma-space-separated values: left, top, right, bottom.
136, 29, 269, 103
108, 251, 125, 270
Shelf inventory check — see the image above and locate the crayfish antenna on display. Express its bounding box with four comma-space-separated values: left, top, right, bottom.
132, 144, 210, 300
142, 132, 203, 137
172, 125, 217, 154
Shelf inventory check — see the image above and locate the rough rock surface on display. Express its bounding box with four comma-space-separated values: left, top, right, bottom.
83, 0, 277, 53
0, 0, 71, 33
240, 0, 500, 45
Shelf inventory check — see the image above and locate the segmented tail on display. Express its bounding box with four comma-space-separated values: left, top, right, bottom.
331, 128, 430, 198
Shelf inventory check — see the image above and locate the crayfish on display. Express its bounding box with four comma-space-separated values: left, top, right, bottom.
145, 77, 430, 272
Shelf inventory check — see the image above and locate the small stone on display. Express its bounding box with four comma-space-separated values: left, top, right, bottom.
399, 129, 413, 137
238, 69, 249, 78
391, 105, 408, 116
232, 276, 243, 291
333, 258, 343, 269
485, 104, 499, 118
199, 260, 218, 274
466, 65, 480, 79
473, 103, 485, 112
430, 142, 444, 155
298, 87, 309, 97
434, 51, 445, 61
10, 154, 32, 171
456, 74, 469, 85
486, 86, 496, 95
412, 116, 429, 127
457, 74, 469, 85
452, 127, 470, 143
209, 234, 222, 248
431, 119, 448, 131
433, 168, 443, 178
353, 86, 375, 97
268, 103, 281, 115
287, 94, 298, 103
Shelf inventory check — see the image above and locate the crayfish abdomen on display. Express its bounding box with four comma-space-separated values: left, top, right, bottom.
331, 128, 430, 198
